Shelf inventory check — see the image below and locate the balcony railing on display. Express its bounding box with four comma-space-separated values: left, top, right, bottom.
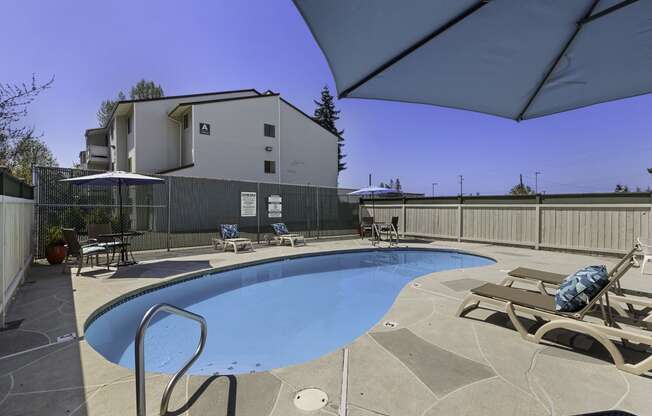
87, 144, 109, 158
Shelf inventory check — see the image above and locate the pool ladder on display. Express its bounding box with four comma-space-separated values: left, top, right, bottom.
135, 303, 208, 416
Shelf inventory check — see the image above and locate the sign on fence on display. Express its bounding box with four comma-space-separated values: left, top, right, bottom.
240, 192, 257, 217
268, 194, 282, 218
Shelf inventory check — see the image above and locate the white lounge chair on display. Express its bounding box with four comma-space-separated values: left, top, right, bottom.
212, 224, 254, 253
271, 223, 305, 247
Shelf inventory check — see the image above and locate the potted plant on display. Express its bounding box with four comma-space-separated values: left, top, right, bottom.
46, 226, 67, 265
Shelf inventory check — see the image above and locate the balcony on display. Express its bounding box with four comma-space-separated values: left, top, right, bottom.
86, 144, 109, 169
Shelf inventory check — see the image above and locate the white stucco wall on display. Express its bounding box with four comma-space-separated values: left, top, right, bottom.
279, 100, 338, 187
165, 95, 338, 187
99, 90, 338, 186
169, 95, 280, 182
131, 91, 258, 174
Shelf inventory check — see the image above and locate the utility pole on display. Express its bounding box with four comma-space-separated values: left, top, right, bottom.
458, 175, 464, 197
368, 173, 371, 187
431, 182, 438, 197
535, 171, 541, 194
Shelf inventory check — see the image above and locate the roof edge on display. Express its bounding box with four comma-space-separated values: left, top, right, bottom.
102, 88, 262, 128
168, 93, 280, 117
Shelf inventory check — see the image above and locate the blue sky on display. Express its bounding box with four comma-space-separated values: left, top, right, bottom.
3, 0, 651, 194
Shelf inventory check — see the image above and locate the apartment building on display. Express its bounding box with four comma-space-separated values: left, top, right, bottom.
81, 89, 339, 187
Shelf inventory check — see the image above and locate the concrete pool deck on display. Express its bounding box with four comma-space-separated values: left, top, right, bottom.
1, 238, 651, 415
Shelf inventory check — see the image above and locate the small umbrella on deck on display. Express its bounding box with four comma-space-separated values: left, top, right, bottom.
348, 186, 399, 221
61, 171, 164, 265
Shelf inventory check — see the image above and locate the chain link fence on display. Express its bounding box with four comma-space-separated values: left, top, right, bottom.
33, 167, 359, 258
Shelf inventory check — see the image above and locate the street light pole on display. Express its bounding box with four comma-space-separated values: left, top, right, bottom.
458, 175, 464, 197
535, 171, 541, 194
431, 182, 438, 197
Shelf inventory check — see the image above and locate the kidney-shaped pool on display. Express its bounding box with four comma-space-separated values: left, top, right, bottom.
85, 248, 494, 375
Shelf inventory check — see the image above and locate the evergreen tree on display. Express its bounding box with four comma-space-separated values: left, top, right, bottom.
130, 79, 164, 100
97, 79, 164, 127
313, 86, 346, 172
395, 178, 402, 192
97, 91, 125, 127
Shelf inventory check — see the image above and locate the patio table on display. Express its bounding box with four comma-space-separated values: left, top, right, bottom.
98, 231, 143, 266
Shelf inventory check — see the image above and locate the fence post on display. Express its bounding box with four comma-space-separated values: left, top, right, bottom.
402, 198, 406, 238
457, 196, 463, 242
166, 178, 171, 252
535, 194, 541, 250
316, 186, 320, 239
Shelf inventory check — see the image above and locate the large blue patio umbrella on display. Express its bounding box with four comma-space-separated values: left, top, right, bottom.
293, 0, 652, 121
61, 171, 164, 262
349, 186, 399, 220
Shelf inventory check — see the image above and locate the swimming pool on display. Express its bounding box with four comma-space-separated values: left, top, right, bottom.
85, 248, 494, 375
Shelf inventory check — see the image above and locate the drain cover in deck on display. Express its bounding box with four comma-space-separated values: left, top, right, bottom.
293, 388, 328, 411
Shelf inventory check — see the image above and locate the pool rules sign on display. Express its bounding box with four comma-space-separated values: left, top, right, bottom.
240, 192, 256, 217
268, 195, 282, 218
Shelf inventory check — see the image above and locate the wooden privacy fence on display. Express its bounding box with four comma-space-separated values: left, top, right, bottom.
362, 194, 652, 255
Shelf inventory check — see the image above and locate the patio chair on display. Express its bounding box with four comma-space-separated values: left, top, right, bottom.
372, 216, 400, 246
212, 224, 254, 253
501, 246, 652, 321
61, 228, 110, 276
456, 254, 652, 375
88, 223, 130, 263
360, 216, 373, 239
635, 238, 652, 275
270, 223, 306, 247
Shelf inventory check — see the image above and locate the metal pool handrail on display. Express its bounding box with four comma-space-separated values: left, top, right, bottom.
135, 303, 208, 416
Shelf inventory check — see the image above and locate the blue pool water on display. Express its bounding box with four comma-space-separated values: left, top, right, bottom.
85, 249, 493, 375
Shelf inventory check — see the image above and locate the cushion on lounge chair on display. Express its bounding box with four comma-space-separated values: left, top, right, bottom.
554, 265, 609, 312
220, 224, 240, 239
81, 245, 107, 255
271, 223, 289, 235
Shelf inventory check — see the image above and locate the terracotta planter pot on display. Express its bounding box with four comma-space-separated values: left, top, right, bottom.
46, 245, 67, 265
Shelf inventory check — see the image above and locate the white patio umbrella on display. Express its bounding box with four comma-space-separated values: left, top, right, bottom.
61, 171, 164, 263
293, 0, 652, 121
348, 186, 398, 220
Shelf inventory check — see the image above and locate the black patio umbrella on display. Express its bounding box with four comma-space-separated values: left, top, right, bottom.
61, 171, 164, 265
293, 0, 652, 121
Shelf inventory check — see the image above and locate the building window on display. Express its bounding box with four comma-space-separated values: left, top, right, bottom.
127, 116, 131, 134
264, 160, 276, 174
183, 114, 189, 130
128, 157, 133, 172
264, 123, 275, 138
